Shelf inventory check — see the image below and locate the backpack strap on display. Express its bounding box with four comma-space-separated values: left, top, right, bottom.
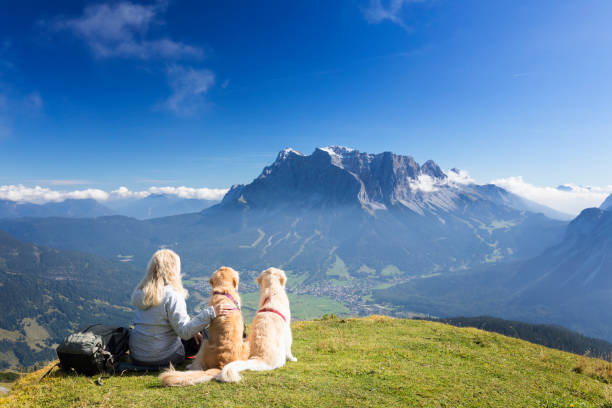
39, 362, 60, 382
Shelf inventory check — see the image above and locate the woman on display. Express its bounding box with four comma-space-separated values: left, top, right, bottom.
129, 249, 233, 367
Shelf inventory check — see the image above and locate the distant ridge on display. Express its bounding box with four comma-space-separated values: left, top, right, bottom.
106, 193, 218, 219
0, 199, 114, 219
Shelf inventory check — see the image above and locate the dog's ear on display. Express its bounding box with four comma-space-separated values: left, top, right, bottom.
279, 273, 286, 287
256, 274, 262, 286
233, 274, 239, 289
209, 277, 214, 287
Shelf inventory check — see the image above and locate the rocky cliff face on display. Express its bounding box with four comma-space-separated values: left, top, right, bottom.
221, 146, 460, 213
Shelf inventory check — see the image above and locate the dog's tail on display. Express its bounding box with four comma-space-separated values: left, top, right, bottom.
216, 358, 272, 383
159, 366, 221, 387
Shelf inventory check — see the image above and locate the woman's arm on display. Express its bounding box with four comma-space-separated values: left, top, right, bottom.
166, 291, 216, 340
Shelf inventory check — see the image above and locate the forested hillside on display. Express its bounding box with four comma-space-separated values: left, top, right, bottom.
0, 231, 140, 368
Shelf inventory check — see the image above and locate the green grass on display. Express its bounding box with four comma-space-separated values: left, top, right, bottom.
285, 270, 309, 289
3, 317, 612, 407
326, 255, 349, 279
357, 265, 377, 275
240, 292, 350, 322
381, 265, 401, 277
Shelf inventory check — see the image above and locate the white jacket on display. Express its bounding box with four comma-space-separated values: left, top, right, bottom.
129, 285, 215, 363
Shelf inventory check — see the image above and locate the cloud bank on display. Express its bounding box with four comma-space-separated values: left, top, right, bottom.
491, 176, 612, 215
0, 185, 228, 205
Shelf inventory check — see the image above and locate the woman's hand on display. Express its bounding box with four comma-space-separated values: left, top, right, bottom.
193, 332, 203, 345
214, 302, 235, 317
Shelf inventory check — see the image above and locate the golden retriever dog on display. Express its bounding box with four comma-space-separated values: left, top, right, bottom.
159, 266, 249, 386
216, 267, 297, 383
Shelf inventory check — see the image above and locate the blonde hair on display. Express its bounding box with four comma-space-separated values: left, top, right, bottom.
132, 249, 188, 308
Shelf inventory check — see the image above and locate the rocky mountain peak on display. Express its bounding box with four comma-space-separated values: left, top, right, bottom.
219, 147, 454, 211
421, 160, 447, 179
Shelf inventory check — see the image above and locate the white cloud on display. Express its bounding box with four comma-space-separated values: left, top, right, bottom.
362, 0, 423, 30
160, 65, 215, 116
0, 185, 109, 204
0, 185, 228, 204
145, 186, 227, 200
409, 169, 475, 193
111, 186, 149, 200
446, 168, 475, 185
50, 2, 214, 117
409, 174, 438, 192
491, 176, 612, 215
55, 2, 201, 60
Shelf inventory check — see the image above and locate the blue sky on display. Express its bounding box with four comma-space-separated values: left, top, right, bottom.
0, 0, 611, 212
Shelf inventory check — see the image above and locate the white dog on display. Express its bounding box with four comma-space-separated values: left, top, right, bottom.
216, 267, 297, 382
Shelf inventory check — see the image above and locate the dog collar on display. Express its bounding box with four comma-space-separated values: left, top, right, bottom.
257, 308, 287, 323
212, 291, 241, 310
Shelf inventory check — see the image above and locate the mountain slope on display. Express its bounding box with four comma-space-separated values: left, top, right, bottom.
0, 199, 115, 219
601, 193, 612, 211
3, 317, 612, 407
0, 230, 140, 369
511, 207, 612, 300
375, 207, 612, 340
505, 207, 612, 339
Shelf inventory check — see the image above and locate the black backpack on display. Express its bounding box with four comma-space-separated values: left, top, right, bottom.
56, 324, 130, 376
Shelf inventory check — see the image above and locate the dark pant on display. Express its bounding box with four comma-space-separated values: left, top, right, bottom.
131, 350, 185, 368
181, 328, 209, 358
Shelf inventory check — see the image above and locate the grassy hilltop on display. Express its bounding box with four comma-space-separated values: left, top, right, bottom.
2, 317, 612, 408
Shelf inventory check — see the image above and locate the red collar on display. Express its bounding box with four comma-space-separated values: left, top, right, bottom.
257, 308, 287, 323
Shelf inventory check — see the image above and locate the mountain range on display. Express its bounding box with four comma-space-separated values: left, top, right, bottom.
0, 199, 114, 219
104, 194, 218, 219
0, 147, 567, 277
0, 194, 218, 220
0, 146, 609, 367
